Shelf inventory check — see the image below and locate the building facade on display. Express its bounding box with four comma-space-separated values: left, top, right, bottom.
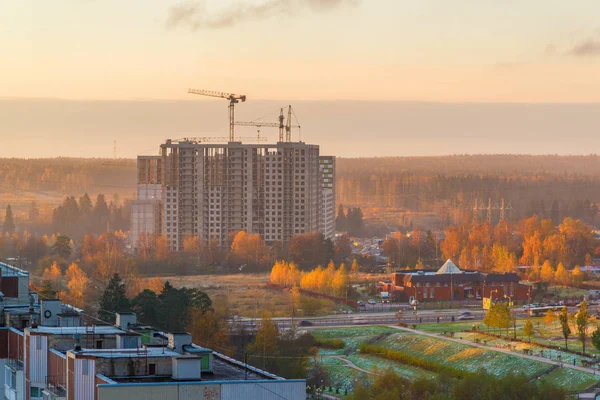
0, 262, 305, 400
380, 260, 530, 302
319, 156, 336, 240
131, 139, 335, 251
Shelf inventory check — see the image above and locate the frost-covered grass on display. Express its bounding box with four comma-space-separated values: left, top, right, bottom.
346, 354, 437, 381
537, 367, 600, 391
311, 326, 398, 354
380, 333, 549, 379
455, 331, 596, 366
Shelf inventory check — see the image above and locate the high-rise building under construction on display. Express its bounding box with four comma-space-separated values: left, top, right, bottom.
131, 139, 335, 251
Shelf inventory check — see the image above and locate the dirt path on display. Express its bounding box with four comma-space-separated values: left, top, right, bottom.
324, 355, 380, 375
390, 325, 600, 375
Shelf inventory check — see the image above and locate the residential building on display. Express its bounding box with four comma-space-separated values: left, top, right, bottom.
319, 156, 335, 240
132, 139, 335, 251
380, 259, 529, 302
0, 262, 306, 400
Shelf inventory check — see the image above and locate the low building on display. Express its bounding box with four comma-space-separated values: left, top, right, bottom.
381, 260, 529, 302
0, 262, 305, 400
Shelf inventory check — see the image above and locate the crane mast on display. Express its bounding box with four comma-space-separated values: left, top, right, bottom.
235, 107, 300, 142
188, 88, 247, 142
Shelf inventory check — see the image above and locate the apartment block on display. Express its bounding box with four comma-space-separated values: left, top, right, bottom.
319, 156, 336, 240
0, 262, 305, 400
132, 139, 335, 251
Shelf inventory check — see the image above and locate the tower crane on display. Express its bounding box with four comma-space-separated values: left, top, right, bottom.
188, 89, 247, 142
235, 106, 300, 142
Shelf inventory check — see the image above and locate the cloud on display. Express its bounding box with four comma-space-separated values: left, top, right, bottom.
165, 0, 358, 31
568, 38, 600, 57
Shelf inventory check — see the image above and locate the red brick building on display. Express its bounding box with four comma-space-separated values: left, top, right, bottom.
380, 260, 529, 302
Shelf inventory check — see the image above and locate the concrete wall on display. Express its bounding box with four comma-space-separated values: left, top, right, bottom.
98, 380, 306, 400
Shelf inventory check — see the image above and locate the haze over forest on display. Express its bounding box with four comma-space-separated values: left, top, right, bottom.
2, 99, 600, 158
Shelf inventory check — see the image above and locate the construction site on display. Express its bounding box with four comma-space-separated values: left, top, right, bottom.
131, 89, 335, 251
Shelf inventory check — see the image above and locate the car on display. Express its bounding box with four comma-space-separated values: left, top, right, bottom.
368, 299, 377, 305
298, 320, 313, 327
357, 301, 366, 307
457, 311, 474, 320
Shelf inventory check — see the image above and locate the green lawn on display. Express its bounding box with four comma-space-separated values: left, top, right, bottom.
311, 326, 600, 392
537, 367, 600, 392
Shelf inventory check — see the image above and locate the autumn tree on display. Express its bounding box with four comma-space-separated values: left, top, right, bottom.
65, 263, 89, 308
544, 309, 556, 327
572, 266, 584, 286
155, 236, 169, 260
559, 306, 571, 349
288, 233, 330, 269
576, 300, 591, 354
554, 263, 569, 286
188, 308, 231, 355
331, 263, 349, 297
231, 231, 269, 267
540, 261, 554, 283
350, 259, 360, 279
524, 319, 534, 343
42, 262, 63, 293
248, 312, 279, 369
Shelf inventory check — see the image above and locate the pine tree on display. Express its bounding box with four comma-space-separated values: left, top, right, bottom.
99, 274, 130, 324
3, 205, 15, 234
335, 205, 347, 232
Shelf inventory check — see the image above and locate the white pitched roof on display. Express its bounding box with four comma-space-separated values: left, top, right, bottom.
436, 259, 463, 275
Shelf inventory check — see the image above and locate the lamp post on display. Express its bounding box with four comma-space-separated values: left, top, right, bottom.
505, 294, 516, 339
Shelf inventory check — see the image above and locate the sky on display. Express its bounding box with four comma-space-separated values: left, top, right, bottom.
2, 1, 600, 157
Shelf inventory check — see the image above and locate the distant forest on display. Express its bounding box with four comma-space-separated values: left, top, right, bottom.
337, 155, 600, 229
2, 155, 600, 230
0, 158, 136, 196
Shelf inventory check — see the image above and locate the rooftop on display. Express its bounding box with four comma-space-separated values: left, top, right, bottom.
28, 326, 126, 335
0, 262, 29, 277
74, 347, 180, 359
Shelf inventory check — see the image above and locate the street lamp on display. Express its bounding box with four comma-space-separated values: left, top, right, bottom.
504, 294, 516, 339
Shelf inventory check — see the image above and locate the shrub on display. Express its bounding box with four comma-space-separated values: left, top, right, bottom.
315, 338, 345, 349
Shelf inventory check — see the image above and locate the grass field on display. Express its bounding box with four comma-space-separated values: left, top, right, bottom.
165, 273, 337, 317
311, 326, 600, 392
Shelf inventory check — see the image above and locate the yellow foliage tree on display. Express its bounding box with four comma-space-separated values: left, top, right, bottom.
66, 263, 88, 308
42, 262, 63, 292
540, 260, 555, 283
351, 259, 360, 279
331, 263, 349, 297
554, 263, 570, 286
572, 266, 584, 286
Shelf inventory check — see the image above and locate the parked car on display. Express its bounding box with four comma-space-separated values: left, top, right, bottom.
457, 311, 474, 320
357, 301, 366, 307
368, 299, 377, 305
298, 320, 313, 327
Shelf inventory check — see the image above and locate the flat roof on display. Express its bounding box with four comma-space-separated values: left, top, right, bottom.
0, 262, 29, 277
28, 326, 126, 335
75, 347, 180, 358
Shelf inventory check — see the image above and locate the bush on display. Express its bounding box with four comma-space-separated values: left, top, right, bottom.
359, 344, 470, 378
315, 338, 345, 349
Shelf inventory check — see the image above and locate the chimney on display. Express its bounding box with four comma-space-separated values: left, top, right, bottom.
74, 333, 81, 351
168, 333, 192, 354
116, 312, 137, 330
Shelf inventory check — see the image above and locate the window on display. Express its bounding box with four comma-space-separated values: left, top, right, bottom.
430, 287, 435, 298
30, 387, 41, 398
82, 361, 89, 376
149, 363, 156, 375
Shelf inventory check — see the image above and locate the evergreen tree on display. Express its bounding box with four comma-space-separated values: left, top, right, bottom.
28, 201, 40, 221
3, 205, 15, 234
51, 235, 72, 259
335, 205, 347, 232
99, 273, 130, 323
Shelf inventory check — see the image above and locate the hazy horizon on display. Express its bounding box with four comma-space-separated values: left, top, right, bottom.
2, 98, 599, 159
